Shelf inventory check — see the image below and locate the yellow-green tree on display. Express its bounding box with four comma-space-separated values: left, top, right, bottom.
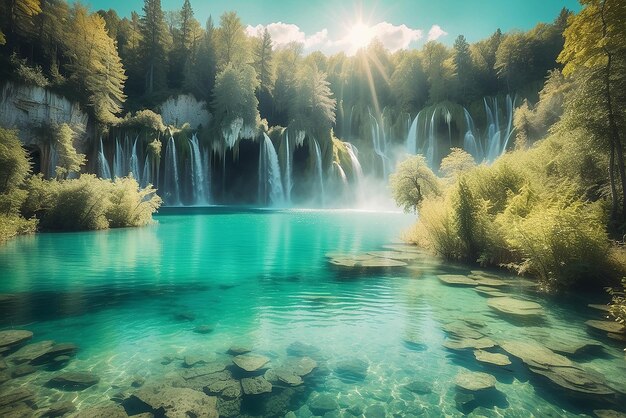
558, 0, 626, 223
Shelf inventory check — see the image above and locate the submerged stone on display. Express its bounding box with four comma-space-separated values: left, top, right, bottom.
444, 337, 496, 351
241, 376, 272, 395
455, 371, 496, 391
226, 346, 251, 356
193, 325, 214, 334
286, 341, 320, 357
131, 386, 218, 418
588, 304, 610, 312
48, 372, 99, 390
205, 378, 242, 399
594, 410, 626, 418
334, 359, 369, 380
40, 400, 76, 417
585, 320, 625, 334
67, 403, 127, 418
8, 340, 54, 364
473, 350, 511, 366
232, 354, 270, 372
0, 330, 33, 349
11, 364, 36, 378
403, 380, 433, 394
366, 251, 422, 261
437, 275, 477, 286
487, 297, 543, 318
382, 244, 423, 253
308, 393, 338, 414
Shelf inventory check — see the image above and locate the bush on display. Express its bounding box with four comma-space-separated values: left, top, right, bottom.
0, 215, 37, 243
608, 278, 626, 327
106, 177, 161, 228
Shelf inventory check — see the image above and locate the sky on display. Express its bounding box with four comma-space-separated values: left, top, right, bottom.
86, 0, 582, 55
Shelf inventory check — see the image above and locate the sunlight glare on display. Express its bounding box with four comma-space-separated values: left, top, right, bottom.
347, 22, 374, 51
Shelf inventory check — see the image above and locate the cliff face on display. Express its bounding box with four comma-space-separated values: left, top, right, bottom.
159, 94, 211, 130
0, 82, 89, 145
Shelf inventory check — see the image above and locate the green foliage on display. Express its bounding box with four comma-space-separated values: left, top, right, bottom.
215, 11, 249, 69
28, 174, 161, 231
139, 0, 172, 95
118, 109, 166, 132
0, 128, 30, 194
290, 65, 336, 138
147, 139, 162, 160
389, 155, 440, 213
53, 123, 85, 180
439, 148, 476, 180
10, 53, 49, 87
0, 214, 36, 244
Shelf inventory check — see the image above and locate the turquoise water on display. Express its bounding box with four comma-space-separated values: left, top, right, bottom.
0, 209, 625, 417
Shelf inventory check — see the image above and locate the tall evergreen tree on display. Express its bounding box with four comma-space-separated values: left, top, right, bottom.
252, 27, 274, 119
139, 0, 171, 96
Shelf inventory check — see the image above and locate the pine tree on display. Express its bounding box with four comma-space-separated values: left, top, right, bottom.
139, 0, 171, 95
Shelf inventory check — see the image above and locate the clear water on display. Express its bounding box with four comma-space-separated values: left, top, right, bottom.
0, 209, 625, 417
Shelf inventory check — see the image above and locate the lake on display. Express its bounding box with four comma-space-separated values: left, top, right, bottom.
0, 208, 624, 417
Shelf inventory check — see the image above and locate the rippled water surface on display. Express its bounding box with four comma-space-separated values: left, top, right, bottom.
0, 208, 624, 417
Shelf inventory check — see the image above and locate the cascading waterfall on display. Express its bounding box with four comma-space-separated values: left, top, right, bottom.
129, 137, 140, 182
334, 162, 348, 185
283, 131, 293, 204
258, 133, 284, 206
202, 147, 211, 204
463, 109, 481, 160
163, 136, 180, 206
188, 133, 208, 205
344, 143, 363, 183
97, 138, 112, 180
312, 138, 325, 205
369, 111, 389, 178
141, 156, 151, 187
406, 111, 420, 155
113, 137, 124, 178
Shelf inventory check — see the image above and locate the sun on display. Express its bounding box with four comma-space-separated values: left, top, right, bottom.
347, 22, 374, 51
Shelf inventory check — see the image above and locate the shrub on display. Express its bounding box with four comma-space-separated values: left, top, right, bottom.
0, 215, 37, 243
106, 177, 161, 228
608, 278, 626, 327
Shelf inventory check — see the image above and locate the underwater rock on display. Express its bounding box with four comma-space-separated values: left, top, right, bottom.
455, 371, 496, 391
0, 371, 9, 385
241, 376, 272, 395
48, 372, 100, 390
382, 244, 423, 253
473, 350, 511, 366
174, 312, 196, 321
403, 380, 433, 394
308, 393, 338, 414
226, 346, 251, 356
284, 357, 318, 376
265, 368, 303, 386
193, 325, 214, 334
131, 385, 218, 418
8, 340, 54, 364
585, 320, 625, 334
0, 330, 33, 349
474, 286, 508, 297
443, 322, 485, 340
217, 398, 241, 418
437, 275, 477, 286
39, 400, 76, 417
364, 403, 387, 418
487, 297, 543, 318
594, 410, 626, 418
0, 387, 35, 409
28, 343, 78, 366
444, 337, 496, 350
366, 251, 422, 261
471, 277, 509, 287
588, 304, 610, 312
232, 354, 270, 372
329, 253, 407, 268
204, 377, 241, 399
184, 355, 206, 368
543, 339, 603, 357
181, 363, 228, 381
10, 364, 36, 378
334, 358, 369, 381
500, 340, 574, 368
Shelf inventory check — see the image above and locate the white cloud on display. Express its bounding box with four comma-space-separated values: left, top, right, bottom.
246, 21, 435, 55
427, 24, 448, 41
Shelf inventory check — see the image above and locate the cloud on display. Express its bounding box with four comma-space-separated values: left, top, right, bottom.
369, 22, 423, 52
246, 21, 434, 55
427, 24, 448, 41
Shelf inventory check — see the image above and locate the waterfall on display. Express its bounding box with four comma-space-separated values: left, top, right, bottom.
283, 131, 293, 204
369, 111, 388, 177
141, 156, 150, 187
334, 162, 348, 186
163, 136, 180, 206
129, 137, 140, 182
312, 138, 325, 206
344, 143, 363, 183
188, 133, 207, 205
113, 137, 124, 178
425, 110, 437, 168
97, 138, 112, 180
463, 109, 481, 161
258, 133, 284, 206
223, 117, 243, 149
202, 146, 211, 204
406, 112, 420, 155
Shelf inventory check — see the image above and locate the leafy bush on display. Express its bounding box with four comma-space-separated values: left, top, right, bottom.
106, 177, 161, 228
10, 54, 50, 88
608, 278, 626, 327
0, 215, 37, 243
0, 128, 30, 195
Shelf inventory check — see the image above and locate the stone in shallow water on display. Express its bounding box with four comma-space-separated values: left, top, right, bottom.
217, 398, 241, 418
487, 297, 544, 318
205, 378, 241, 399
241, 376, 272, 395
48, 372, 100, 390
226, 346, 251, 356
364, 403, 387, 418
184, 355, 206, 368
382, 244, 423, 253
193, 325, 214, 334
67, 403, 127, 418
328, 253, 407, 268
266, 368, 303, 386
334, 359, 369, 381
0, 330, 33, 349
474, 286, 508, 297
174, 312, 196, 321
181, 363, 228, 380
403, 380, 432, 394
594, 410, 626, 418
232, 354, 270, 372
443, 322, 485, 340
366, 251, 422, 261
585, 320, 626, 334
39, 400, 76, 417
308, 393, 338, 414
588, 304, 610, 312
131, 385, 218, 418
0, 387, 35, 409
455, 371, 496, 391
444, 337, 496, 351
472, 277, 509, 287
437, 275, 477, 286
473, 350, 511, 366
11, 364, 37, 378
7, 340, 54, 364
500, 340, 574, 368
543, 339, 603, 357
286, 341, 320, 357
